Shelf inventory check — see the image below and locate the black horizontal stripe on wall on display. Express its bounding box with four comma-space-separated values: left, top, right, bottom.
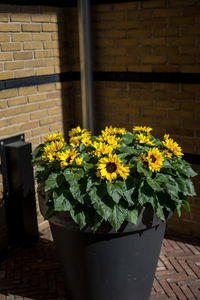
93, 72, 200, 83
0, 0, 140, 7
0, 0, 77, 7
1, 71, 200, 91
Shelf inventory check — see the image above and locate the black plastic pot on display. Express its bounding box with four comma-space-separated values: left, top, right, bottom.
39, 189, 170, 300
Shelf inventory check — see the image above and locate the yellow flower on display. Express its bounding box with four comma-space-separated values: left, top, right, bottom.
136, 133, 154, 146
133, 126, 152, 135
42, 140, 64, 162
163, 149, 173, 158
92, 142, 113, 157
44, 132, 64, 143
75, 157, 83, 166
68, 126, 82, 137
68, 126, 91, 138
162, 134, 183, 157
98, 133, 121, 149
81, 137, 91, 147
146, 148, 164, 173
69, 136, 82, 147
96, 154, 130, 182
58, 149, 79, 169
102, 126, 126, 136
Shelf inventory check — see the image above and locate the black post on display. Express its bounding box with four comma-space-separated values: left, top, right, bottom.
0, 135, 39, 249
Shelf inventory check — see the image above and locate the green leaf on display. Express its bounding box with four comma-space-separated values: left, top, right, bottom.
147, 177, 162, 192
123, 177, 136, 206
64, 168, 84, 183
137, 160, 152, 177
89, 188, 113, 221
70, 207, 87, 229
182, 199, 190, 213
126, 209, 138, 224
106, 181, 124, 204
32, 144, 44, 163
108, 205, 126, 231
176, 177, 196, 196
138, 182, 155, 209
119, 145, 140, 155
121, 132, 134, 145
45, 173, 58, 191
53, 189, 72, 211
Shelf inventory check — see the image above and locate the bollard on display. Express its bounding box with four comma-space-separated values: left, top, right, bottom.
0, 134, 38, 249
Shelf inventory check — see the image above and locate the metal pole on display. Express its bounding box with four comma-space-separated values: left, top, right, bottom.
78, 0, 95, 134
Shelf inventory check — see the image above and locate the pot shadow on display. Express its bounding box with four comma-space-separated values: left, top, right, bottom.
0, 229, 67, 300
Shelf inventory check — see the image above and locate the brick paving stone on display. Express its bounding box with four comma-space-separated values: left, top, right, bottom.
0, 229, 199, 300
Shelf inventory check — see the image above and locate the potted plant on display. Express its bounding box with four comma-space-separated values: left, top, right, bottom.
32, 125, 196, 300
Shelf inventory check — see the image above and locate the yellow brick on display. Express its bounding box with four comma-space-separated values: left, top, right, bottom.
31, 15, 50, 23
32, 33, 51, 41
54, 66, 61, 73
50, 122, 63, 132
15, 69, 35, 78
7, 96, 27, 107
0, 72, 13, 80
115, 39, 138, 47
117, 56, 140, 64
168, 37, 195, 46
52, 49, 59, 57
4, 61, 24, 70
32, 126, 49, 136
0, 89, 18, 99
44, 58, 60, 66
51, 32, 58, 40
21, 121, 38, 131
34, 50, 52, 58
9, 115, 29, 125
48, 107, 62, 115
30, 111, 48, 120
43, 41, 59, 49
0, 53, 12, 61
0, 126, 21, 137
0, 100, 7, 109
0, 13, 9, 22
0, 107, 21, 118
38, 83, 56, 92
154, 28, 178, 36
25, 59, 45, 68
12, 33, 32, 42
50, 15, 58, 23
13, 51, 33, 60
103, 30, 126, 39
36, 67, 54, 76
0, 34, 10, 42
28, 94, 47, 103
1, 43, 21, 51
0, 24, 20, 32
142, 56, 167, 64
0, 119, 9, 128
19, 86, 37, 96
47, 91, 61, 99
39, 100, 56, 109
128, 65, 152, 72
23, 42, 42, 50
22, 103, 39, 113
10, 14, 30, 22
39, 117, 57, 126
142, 38, 166, 46
22, 24, 41, 32
42, 23, 58, 31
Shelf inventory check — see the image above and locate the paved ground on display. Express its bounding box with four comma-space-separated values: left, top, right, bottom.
0, 228, 200, 300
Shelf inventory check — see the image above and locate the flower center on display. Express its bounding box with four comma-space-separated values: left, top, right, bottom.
106, 162, 117, 173
150, 155, 156, 163
66, 156, 72, 163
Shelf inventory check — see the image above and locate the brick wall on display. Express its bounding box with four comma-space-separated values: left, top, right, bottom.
0, 5, 74, 225
68, 0, 200, 237
0, 0, 199, 237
